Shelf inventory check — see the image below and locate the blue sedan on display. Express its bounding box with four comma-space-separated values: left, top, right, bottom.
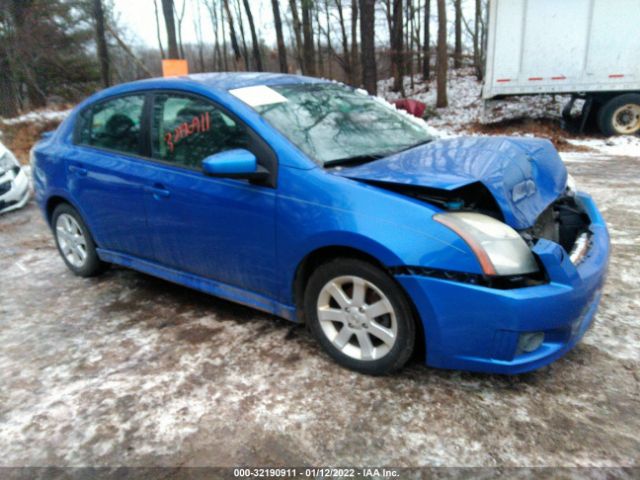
31, 73, 609, 375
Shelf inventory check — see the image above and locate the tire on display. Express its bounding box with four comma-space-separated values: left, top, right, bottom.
597, 93, 640, 136
51, 203, 105, 277
304, 258, 416, 375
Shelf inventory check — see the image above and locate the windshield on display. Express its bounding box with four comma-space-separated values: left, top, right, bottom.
246, 83, 434, 166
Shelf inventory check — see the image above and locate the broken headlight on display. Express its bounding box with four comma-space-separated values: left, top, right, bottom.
0, 148, 19, 176
434, 212, 539, 276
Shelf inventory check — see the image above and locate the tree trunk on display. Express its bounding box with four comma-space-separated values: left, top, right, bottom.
453, 0, 462, 68
422, 0, 430, 80
390, 0, 404, 94
436, 0, 447, 107
350, 0, 359, 86
92, 0, 110, 87
334, 0, 352, 82
242, 0, 263, 71
175, 0, 186, 59
161, 0, 180, 58
220, 0, 229, 70
323, 0, 332, 77
234, 0, 250, 70
222, 0, 242, 67
206, 0, 223, 70
271, 0, 289, 72
289, 0, 305, 72
301, 0, 316, 76
359, 0, 376, 94
0, 58, 19, 117
153, 0, 166, 59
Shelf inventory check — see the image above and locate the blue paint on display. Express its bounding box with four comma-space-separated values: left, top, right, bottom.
202, 149, 257, 176
31, 73, 610, 374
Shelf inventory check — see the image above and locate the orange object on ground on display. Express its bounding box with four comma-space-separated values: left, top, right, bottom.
162, 59, 189, 77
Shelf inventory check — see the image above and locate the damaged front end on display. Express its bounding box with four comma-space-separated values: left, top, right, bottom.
334, 137, 596, 289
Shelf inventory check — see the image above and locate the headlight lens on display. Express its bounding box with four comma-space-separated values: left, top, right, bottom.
434, 212, 539, 276
0, 149, 19, 174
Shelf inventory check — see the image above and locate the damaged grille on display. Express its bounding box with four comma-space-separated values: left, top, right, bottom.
520, 194, 592, 263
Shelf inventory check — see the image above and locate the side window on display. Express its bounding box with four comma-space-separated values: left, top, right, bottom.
77, 95, 145, 155
151, 94, 249, 169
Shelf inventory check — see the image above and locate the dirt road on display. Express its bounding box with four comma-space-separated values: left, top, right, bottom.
0, 152, 638, 469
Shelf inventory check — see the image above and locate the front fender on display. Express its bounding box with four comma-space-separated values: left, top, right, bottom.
276, 166, 483, 304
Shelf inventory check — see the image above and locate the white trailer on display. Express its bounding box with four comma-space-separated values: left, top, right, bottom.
483, 0, 640, 135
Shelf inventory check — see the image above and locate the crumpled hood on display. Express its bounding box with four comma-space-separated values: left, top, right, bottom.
334, 136, 568, 229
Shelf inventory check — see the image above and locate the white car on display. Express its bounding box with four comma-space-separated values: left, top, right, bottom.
0, 140, 30, 214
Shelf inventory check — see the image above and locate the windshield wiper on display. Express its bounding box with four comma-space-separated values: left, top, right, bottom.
324, 153, 386, 168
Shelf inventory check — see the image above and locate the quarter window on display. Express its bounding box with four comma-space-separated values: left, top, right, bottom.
152, 94, 249, 169
77, 95, 145, 155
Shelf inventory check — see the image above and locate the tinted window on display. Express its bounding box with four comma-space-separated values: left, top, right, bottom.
152, 94, 249, 169
78, 95, 145, 155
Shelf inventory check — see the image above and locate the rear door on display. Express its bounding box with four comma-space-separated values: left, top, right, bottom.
142, 92, 278, 297
66, 93, 154, 259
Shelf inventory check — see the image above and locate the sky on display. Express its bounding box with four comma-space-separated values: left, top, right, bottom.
111, 0, 478, 51
112, 0, 278, 49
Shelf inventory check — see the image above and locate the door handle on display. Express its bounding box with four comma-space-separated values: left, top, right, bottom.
146, 183, 171, 198
68, 164, 88, 176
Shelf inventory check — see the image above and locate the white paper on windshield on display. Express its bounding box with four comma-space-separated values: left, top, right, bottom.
229, 85, 288, 107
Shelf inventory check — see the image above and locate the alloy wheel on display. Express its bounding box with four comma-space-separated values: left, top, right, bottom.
55, 213, 88, 268
316, 275, 398, 361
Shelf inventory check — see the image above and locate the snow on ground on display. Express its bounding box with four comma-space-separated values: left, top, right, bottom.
0, 108, 71, 127
378, 68, 640, 157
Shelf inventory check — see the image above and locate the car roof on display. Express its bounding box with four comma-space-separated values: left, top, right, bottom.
125, 71, 329, 93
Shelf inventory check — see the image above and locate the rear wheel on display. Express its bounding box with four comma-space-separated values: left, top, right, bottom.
52, 203, 105, 277
597, 94, 640, 136
304, 258, 416, 375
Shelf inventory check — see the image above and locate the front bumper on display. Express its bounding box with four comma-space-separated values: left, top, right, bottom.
396, 192, 609, 374
0, 167, 31, 214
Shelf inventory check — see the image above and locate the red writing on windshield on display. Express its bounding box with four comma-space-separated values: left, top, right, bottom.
164, 112, 211, 153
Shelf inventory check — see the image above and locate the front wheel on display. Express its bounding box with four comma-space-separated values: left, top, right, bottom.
304, 258, 416, 375
597, 94, 640, 136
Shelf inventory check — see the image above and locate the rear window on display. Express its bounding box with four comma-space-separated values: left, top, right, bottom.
76, 94, 145, 156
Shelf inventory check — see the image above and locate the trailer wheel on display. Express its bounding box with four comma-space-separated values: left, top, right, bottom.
597, 94, 640, 136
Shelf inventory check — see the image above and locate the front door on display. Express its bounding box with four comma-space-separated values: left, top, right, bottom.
143, 92, 278, 298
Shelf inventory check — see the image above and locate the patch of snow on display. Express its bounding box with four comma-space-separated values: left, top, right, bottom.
0, 109, 71, 126
377, 68, 566, 135
567, 135, 640, 157
378, 69, 640, 156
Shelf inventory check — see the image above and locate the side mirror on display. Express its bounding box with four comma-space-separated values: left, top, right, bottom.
202, 148, 268, 181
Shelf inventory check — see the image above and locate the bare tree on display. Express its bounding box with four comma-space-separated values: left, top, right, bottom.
350, 0, 359, 86
92, 0, 110, 87
174, 0, 187, 59
205, 0, 223, 70
242, 0, 263, 71
436, 0, 447, 107
271, 0, 289, 72
193, 0, 205, 71
334, 0, 352, 82
152, 0, 166, 58
453, 0, 462, 68
289, 0, 305, 71
301, 0, 316, 75
161, 0, 180, 58
390, 0, 404, 94
422, 0, 430, 80
359, 0, 376, 94
222, 0, 242, 67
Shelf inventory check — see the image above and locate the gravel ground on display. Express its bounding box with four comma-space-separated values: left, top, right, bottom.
0, 152, 638, 471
